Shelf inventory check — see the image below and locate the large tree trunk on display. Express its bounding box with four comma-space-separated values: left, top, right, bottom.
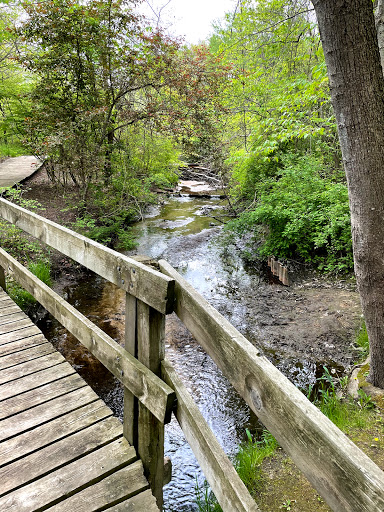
375, 0, 384, 71
312, 0, 384, 387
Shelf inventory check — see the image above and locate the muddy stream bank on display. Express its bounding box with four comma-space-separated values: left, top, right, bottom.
40, 189, 362, 511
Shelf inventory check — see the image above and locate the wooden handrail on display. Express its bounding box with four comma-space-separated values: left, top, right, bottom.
159, 259, 384, 512
0, 248, 175, 424
0, 197, 174, 314
1, 196, 383, 511
162, 359, 260, 512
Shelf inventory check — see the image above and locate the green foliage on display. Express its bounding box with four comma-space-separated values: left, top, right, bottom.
227, 154, 353, 272
8, 259, 51, 310
0, 142, 26, 158
195, 429, 277, 511
234, 429, 277, 496
355, 322, 369, 360
309, 366, 375, 431
0, 188, 48, 262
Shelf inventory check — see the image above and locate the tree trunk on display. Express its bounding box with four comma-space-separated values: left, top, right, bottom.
375, 0, 384, 71
312, 0, 384, 387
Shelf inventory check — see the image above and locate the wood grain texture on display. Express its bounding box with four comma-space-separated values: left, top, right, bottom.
124, 293, 138, 446
0, 351, 65, 384
0, 386, 98, 441
0, 334, 46, 356
0, 362, 75, 401
0, 401, 112, 466
137, 300, 165, 509
0, 373, 86, 420
48, 461, 149, 512
0, 318, 30, 334
0, 417, 124, 497
0, 305, 20, 316
0, 438, 136, 511
107, 489, 159, 511
0, 248, 175, 424
0, 342, 54, 369
159, 260, 384, 512
162, 359, 259, 512
0, 197, 174, 313
0, 327, 42, 346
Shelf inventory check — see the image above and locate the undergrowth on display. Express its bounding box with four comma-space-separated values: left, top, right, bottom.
195, 365, 377, 511
7, 259, 51, 310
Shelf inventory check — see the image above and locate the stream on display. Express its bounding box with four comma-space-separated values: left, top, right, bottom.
41, 188, 360, 511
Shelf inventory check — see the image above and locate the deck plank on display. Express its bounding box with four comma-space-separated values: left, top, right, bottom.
0, 334, 47, 356
107, 489, 159, 511
0, 362, 75, 401
0, 326, 42, 346
49, 461, 149, 512
0, 343, 55, 370
0, 300, 15, 310
0, 312, 28, 327
0, 385, 99, 441
0, 438, 136, 511
0, 290, 159, 511
0, 417, 124, 497
0, 373, 86, 420
0, 351, 65, 384
0, 401, 112, 465
0, 318, 32, 335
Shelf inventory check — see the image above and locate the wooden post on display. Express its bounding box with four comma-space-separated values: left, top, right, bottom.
137, 299, 165, 509
0, 265, 5, 291
123, 292, 166, 509
123, 293, 138, 446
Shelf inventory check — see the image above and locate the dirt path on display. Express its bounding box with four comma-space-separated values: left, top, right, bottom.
0, 156, 42, 187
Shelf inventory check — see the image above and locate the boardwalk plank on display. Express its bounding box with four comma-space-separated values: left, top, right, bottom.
0, 335, 49, 357
49, 461, 148, 512
0, 300, 15, 310
0, 326, 42, 345
0, 362, 74, 401
0, 305, 22, 317
0, 343, 55, 370
0, 385, 98, 441
107, 489, 159, 511
0, 438, 136, 511
0, 312, 28, 327
0, 318, 31, 335
0, 351, 65, 384
0, 373, 86, 420
0, 417, 124, 497
0, 401, 112, 465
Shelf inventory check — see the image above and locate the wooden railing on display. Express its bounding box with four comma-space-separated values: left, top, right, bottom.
0, 196, 383, 512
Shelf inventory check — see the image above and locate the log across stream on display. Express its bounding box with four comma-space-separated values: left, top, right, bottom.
40, 190, 361, 511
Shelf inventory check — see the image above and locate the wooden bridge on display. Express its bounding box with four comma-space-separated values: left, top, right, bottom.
0, 196, 383, 511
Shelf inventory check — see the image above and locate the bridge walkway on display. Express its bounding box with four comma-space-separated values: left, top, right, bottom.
0, 288, 159, 512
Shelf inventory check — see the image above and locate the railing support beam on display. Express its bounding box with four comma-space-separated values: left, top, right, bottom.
0, 265, 5, 291
124, 294, 166, 509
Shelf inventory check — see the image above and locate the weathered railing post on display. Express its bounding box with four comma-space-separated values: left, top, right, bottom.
0, 265, 5, 291
123, 293, 138, 446
124, 293, 166, 509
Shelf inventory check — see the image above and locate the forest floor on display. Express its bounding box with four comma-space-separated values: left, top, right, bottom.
18, 165, 384, 512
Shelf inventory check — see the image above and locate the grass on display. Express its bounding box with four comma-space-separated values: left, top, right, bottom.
355, 321, 369, 360
195, 429, 278, 512
7, 259, 51, 310
195, 364, 379, 512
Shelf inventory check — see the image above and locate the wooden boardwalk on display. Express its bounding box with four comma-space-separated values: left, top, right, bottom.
0, 288, 159, 511
0, 156, 41, 187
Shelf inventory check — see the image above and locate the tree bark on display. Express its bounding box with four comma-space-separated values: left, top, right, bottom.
375, 0, 384, 72
312, 0, 384, 387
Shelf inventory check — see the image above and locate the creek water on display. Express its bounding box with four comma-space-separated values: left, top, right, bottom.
41, 191, 351, 511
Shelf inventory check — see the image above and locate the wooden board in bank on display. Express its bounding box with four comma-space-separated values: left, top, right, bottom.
0, 288, 159, 511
